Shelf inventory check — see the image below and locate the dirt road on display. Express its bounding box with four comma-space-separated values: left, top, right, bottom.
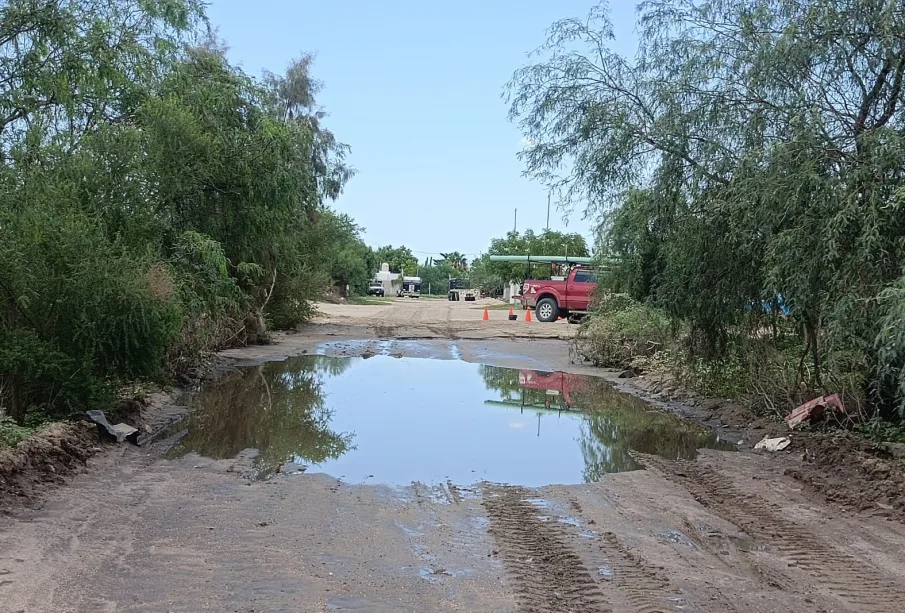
2, 298, 904, 613
308, 297, 576, 340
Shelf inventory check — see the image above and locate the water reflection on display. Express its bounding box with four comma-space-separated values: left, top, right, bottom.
170, 356, 733, 485
167, 356, 354, 480
479, 365, 734, 479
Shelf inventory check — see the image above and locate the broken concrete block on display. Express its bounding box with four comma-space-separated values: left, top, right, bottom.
86, 410, 140, 445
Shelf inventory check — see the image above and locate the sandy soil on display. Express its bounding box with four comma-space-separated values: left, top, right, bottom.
2, 298, 904, 613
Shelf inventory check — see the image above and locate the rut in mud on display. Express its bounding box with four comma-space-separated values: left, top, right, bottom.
483, 485, 611, 613
639, 454, 905, 612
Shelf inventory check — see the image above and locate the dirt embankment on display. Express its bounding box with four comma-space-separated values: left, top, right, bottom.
0, 423, 98, 509
0, 390, 190, 512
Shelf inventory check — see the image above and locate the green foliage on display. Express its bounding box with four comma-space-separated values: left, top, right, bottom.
436, 252, 468, 271
856, 415, 905, 445
374, 245, 419, 275
876, 276, 905, 419
512, 1, 905, 421
419, 259, 467, 295
482, 229, 590, 284
316, 211, 372, 293
575, 296, 671, 368
0, 417, 36, 448
0, 3, 360, 426
468, 255, 504, 295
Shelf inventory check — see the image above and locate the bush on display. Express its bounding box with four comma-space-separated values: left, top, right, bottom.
0, 417, 36, 448
574, 295, 671, 368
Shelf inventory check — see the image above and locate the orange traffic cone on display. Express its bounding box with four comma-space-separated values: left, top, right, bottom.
483, 308, 489, 321
508, 306, 514, 317
525, 308, 532, 323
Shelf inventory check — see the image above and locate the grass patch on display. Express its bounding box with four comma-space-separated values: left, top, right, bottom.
856, 415, 905, 445
486, 302, 521, 310
576, 294, 870, 423
0, 417, 38, 448
347, 296, 394, 306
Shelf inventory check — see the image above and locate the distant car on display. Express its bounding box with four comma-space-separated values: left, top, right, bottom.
366, 282, 385, 297
463, 290, 476, 301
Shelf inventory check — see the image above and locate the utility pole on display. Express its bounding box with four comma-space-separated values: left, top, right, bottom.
546, 193, 550, 232
513, 208, 517, 233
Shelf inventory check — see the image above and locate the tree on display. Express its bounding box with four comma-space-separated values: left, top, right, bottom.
509, 1, 905, 416
0, 0, 204, 156
437, 252, 468, 271
317, 210, 372, 293
373, 245, 419, 275
0, 2, 361, 425
419, 260, 467, 295
481, 230, 590, 284
262, 54, 355, 201
469, 255, 506, 296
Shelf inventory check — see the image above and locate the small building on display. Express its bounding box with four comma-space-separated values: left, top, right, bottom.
372, 263, 400, 295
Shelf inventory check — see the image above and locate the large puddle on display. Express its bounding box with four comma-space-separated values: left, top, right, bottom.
167, 355, 734, 485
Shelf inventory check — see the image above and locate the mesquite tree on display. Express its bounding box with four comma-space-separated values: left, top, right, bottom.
509, 1, 905, 417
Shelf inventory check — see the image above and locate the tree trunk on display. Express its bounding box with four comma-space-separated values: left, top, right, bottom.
5, 375, 26, 424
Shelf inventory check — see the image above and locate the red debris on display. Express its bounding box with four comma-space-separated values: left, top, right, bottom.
786, 394, 846, 429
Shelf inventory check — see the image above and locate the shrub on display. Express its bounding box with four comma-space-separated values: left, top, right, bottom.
574, 295, 671, 368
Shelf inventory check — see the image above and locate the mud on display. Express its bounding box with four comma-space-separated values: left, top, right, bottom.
784, 431, 905, 521
0, 423, 97, 511
483, 485, 609, 612
2, 298, 905, 612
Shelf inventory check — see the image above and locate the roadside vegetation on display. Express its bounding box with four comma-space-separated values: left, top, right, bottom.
511, 1, 905, 434
0, 0, 378, 436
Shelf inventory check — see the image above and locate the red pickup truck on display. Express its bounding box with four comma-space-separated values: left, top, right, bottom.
519, 267, 598, 322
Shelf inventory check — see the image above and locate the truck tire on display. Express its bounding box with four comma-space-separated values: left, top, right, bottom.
535, 297, 559, 322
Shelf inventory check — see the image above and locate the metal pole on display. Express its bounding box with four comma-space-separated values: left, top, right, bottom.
513, 208, 517, 233
546, 193, 550, 232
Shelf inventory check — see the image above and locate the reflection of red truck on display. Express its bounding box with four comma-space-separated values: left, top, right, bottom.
519, 267, 598, 322
518, 370, 589, 408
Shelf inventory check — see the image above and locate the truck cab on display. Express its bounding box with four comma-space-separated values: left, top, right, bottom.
398, 276, 422, 298
520, 267, 598, 322
366, 280, 385, 297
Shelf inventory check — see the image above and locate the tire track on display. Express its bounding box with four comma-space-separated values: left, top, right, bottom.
638, 455, 905, 612
482, 486, 611, 613
596, 531, 676, 613
556, 493, 689, 613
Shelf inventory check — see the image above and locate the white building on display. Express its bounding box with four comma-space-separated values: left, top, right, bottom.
372, 263, 400, 294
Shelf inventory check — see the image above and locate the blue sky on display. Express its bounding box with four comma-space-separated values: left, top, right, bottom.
206, 1, 638, 258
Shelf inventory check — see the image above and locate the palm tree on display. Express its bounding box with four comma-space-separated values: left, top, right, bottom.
439, 251, 468, 271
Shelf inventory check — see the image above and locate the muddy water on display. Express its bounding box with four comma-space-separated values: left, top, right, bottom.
168, 355, 734, 485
